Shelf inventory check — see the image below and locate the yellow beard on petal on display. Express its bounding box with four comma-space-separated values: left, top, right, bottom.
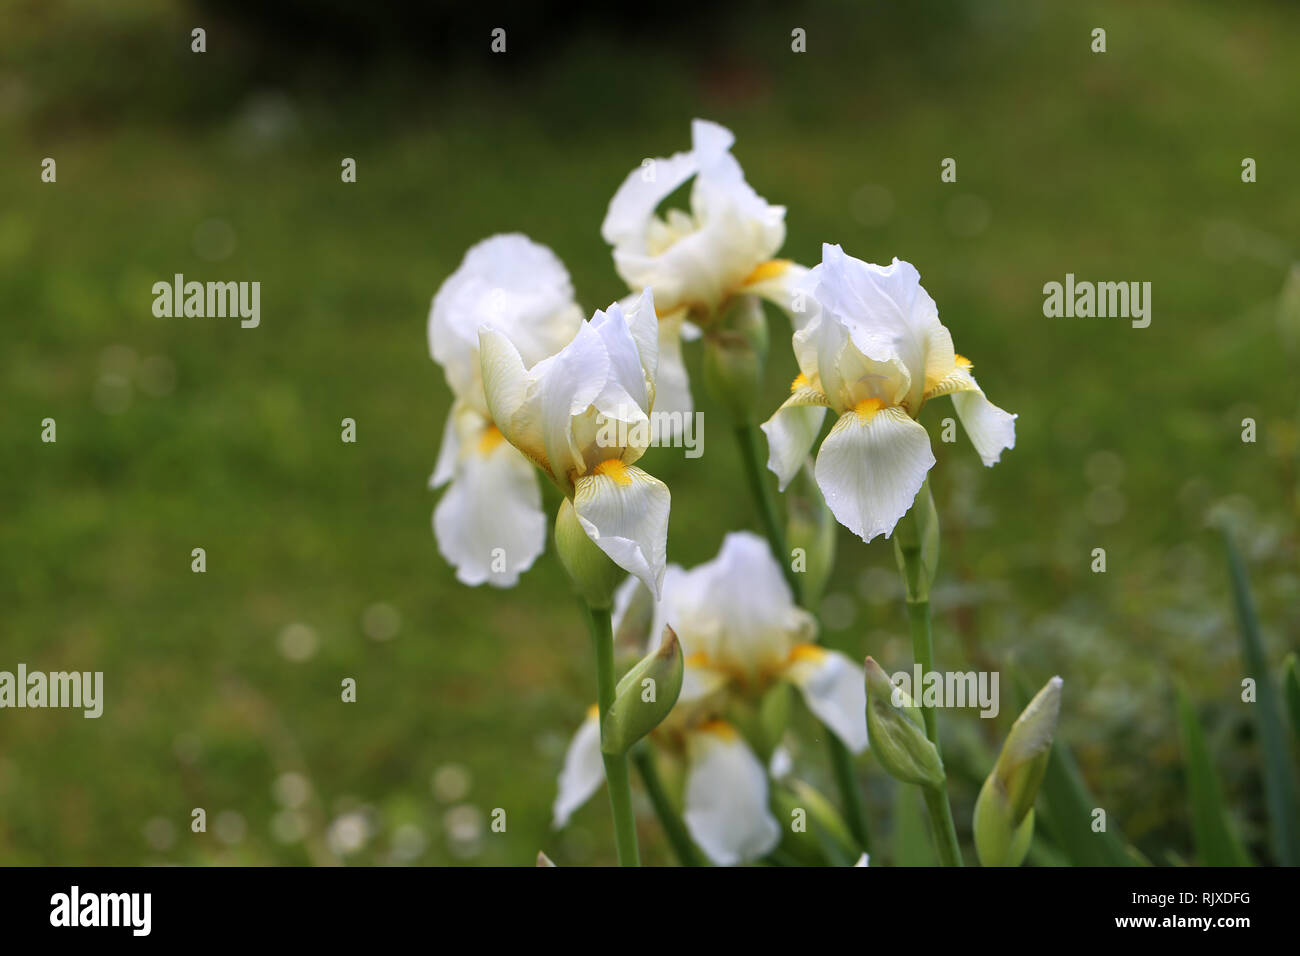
593, 457, 633, 486
787, 643, 827, 664
744, 259, 792, 286
696, 719, 738, 740
477, 424, 505, 455
854, 397, 887, 421
791, 373, 811, 393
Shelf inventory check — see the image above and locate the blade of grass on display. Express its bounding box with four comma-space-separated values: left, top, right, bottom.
1282, 653, 1300, 744
1220, 528, 1300, 866
1174, 682, 1252, 866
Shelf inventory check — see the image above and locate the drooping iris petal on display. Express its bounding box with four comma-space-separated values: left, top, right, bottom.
552, 708, 604, 829
433, 435, 545, 588
572, 463, 670, 598
814, 405, 936, 543
683, 722, 781, 865
761, 386, 829, 491
784, 645, 869, 754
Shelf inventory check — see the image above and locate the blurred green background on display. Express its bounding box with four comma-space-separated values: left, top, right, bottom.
1, 0, 1296, 865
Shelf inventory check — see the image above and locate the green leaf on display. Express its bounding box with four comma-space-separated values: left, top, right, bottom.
1282, 653, 1300, 744
1037, 739, 1136, 866
1221, 529, 1300, 866
1174, 682, 1252, 866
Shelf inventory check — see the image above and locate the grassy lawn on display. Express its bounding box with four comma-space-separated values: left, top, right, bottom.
1, 0, 1296, 864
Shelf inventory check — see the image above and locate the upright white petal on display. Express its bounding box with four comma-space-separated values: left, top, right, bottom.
665, 532, 815, 679
552, 709, 604, 829
603, 119, 785, 317
683, 723, 781, 865
650, 310, 694, 442
784, 646, 869, 754
573, 463, 670, 598
433, 428, 545, 588
815, 406, 936, 543
429, 233, 582, 413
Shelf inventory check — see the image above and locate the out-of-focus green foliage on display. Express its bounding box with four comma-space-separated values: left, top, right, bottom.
1, 0, 1297, 864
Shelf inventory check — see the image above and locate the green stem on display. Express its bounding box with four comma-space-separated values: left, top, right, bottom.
905, 596, 963, 865
734, 424, 798, 598
827, 733, 872, 854
583, 602, 641, 866
631, 746, 703, 866
922, 785, 963, 867
733, 422, 872, 856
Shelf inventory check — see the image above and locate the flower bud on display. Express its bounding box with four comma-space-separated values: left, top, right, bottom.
702, 296, 769, 423
973, 676, 1062, 867
786, 460, 836, 610
555, 497, 625, 609
893, 479, 939, 604
864, 657, 945, 790
536, 851, 557, 867
601, 627, 684, 757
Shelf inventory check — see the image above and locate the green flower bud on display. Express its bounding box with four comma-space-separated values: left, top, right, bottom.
973, 676, 1063, 867
555, 497, 625, 609
893, 479, 939, 604
786, 460, 836, 611
701, 296, 769, 423
864, 657, 945, 790
601, 627, 684, 757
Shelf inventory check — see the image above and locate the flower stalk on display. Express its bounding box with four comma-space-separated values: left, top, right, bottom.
894, 483, 964, 866
583, 601, 641, 866
630, 745, 703, 866
733, 422, 871, 857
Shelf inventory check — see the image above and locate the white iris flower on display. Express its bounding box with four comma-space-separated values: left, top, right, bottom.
553, 532, 867, 865
428, 234, 584, 586
601, 118, 806, 425
479, 289, 671, 597
762, 244, 1017, 543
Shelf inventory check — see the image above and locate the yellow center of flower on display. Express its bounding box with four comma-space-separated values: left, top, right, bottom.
477, 424, 505, 454
697, 719, 738, 740
787, 643, 827, 664
744, 259, 792, 286
955, 354, 972, 370
594, 458, 633, 486
791, 373, 811, 393
854, 397, 887, 421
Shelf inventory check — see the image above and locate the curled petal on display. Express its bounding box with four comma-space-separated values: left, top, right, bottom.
784, 646, 869, 754
573, 463, 670, 598
761, 387, 829, 491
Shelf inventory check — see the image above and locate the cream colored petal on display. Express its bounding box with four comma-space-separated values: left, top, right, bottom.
784, 646, 869, 754
952, 383, 1017, 467
814, 406, 936, 543
573, 464, 670, 598
552, 709, 604, 828
432, 436, 545, 588
761, 387, 829, 491
684, 723, 781, 865
429, 408, 460, 489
